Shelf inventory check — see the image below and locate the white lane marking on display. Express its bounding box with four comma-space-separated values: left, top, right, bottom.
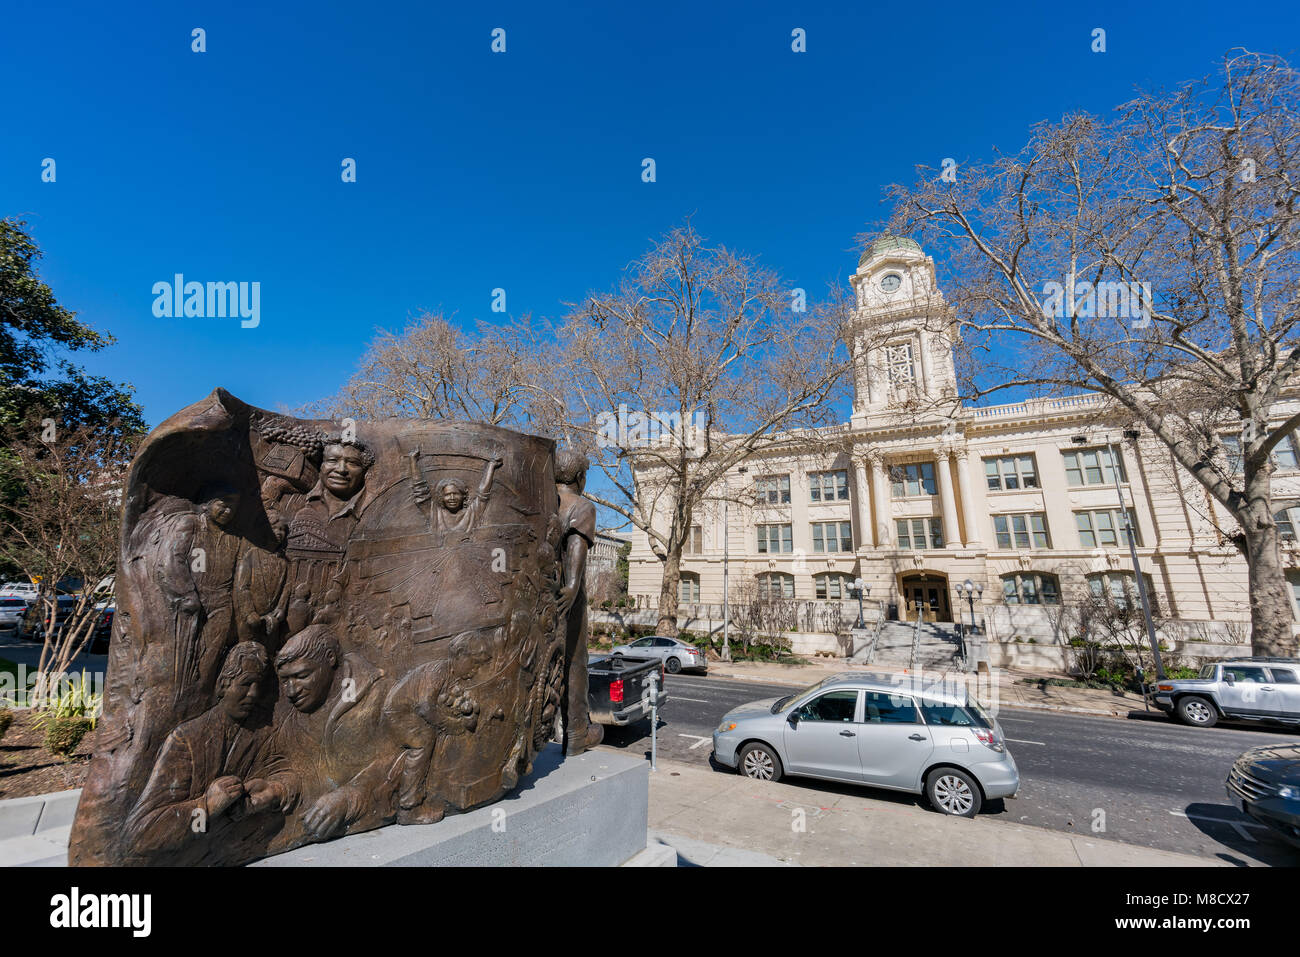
678, 734, 712, 750
670, 696, 710, 703
1005, 738, 1047, 746
1168, 808, 1267, 838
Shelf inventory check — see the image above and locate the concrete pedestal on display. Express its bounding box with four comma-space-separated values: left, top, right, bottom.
255, 744, 654, 867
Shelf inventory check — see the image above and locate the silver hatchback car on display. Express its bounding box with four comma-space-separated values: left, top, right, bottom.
711, 673, 1018, 816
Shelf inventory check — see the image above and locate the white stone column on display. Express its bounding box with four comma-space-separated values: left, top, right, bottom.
916, 330, 934, 394
853, 456, 873, 548
936, 449, 961, 548
954, 448, 981, 547
870, 457, 891, 547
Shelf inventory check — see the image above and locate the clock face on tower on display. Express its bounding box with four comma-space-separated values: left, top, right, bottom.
880, 273, 902, 293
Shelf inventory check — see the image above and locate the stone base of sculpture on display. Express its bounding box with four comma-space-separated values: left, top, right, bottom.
252, 744, 655, 867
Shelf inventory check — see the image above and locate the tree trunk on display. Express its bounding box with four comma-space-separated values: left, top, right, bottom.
1242, 517, 1296, 657
656, 549, 682, 637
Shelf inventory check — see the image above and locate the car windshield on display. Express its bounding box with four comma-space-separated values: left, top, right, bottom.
771, 676, 837, 713
1199, 664, 1218, 679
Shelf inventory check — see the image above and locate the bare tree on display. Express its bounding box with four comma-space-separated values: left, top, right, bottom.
306, 310, 545, 427
0, 415, 134, 691
534, 222, 858, 636
879, 51, 1300, 656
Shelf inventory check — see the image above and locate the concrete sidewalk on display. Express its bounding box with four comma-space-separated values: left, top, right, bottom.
647, 758, 1224, 866
701, 659, 1148, 718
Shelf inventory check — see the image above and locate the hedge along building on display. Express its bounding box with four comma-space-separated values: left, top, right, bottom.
624, 237, 1300, 646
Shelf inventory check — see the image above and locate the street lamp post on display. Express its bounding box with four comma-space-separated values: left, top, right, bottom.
853, 577, 868, 630
955, 578, 983, 665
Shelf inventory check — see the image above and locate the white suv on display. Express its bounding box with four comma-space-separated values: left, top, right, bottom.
1149, 658, 1300, 728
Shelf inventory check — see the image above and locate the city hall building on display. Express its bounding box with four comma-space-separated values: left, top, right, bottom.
625, 238, 1300, 642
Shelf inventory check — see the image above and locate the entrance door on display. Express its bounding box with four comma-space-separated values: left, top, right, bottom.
899, 574, 951, 622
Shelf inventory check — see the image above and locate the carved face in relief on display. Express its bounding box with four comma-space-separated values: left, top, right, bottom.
220, 664, 265, 721
277, 650, 337, 713
320, 443, 369, 500
270, 514, 289, 546
203, 492, 241, 529
438, 478, 468, 513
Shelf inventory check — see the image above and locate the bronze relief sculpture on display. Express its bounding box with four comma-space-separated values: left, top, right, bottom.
69, 389, 596, 866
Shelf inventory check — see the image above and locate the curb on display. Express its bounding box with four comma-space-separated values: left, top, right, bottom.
700, 668, 1142, 718
0, 788, 81, 841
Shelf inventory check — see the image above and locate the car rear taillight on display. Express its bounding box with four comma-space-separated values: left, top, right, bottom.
972, 728, 1005, 752
610, 679, 624, 703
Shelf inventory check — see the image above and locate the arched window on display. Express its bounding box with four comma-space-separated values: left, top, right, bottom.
1086, 572, 1157, 613
679, 572, 700, 603
1000, 572, 1060, 605
814, 573, 855, 600
757, 572, 794, 600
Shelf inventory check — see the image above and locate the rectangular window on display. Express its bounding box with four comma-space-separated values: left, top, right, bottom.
992, 513, 1050, 549
756, 524, 793, 553
816, 574, 851, 600
1076, 509, 1141, 548
759, 573, 794, 600
679, 577, 700, 602
984, 455, 1039, 491
809, 470, 850, 502
895, 517, 943, 550
890, 462, 936, 498
757, 475, 791, 505
1221, 435, 1243, 474
1275, 434, 1299, 471
682, 525, 703, 554
1063, 448, 1126, 487
811, 521, 853, 553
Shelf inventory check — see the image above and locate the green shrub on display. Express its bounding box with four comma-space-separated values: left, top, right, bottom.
45, 716, 94, 757
31, 671, 102, 751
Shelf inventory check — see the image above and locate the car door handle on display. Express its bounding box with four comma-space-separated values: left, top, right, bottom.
839, 730, 856, 737
908, 734, 926, 741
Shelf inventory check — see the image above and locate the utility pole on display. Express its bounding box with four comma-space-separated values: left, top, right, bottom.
722, 465, 747, 663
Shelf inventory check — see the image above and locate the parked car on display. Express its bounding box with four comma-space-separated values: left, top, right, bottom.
0, 596, 32, 633
588, 654, 668, 726
1148, 658, 1300, 729
0, 581, 38, 600
711, 672, 1019, 817
609, 635, 707, 674
1226, 743, 1300, 849
19, 596, 113, 652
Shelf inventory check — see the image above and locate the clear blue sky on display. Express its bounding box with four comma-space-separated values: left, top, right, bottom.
3, 0, 1297, 429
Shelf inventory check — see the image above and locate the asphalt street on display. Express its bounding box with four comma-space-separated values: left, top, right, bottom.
598, 671, 1300, 866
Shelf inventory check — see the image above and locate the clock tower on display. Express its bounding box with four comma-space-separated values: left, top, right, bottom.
848, 236, 957, 428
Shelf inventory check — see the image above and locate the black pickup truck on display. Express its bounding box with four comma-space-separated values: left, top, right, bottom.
588, 654, 668, 726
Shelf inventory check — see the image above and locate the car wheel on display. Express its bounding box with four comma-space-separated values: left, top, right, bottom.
738, 743, 783, 782
1176, 695, 1218, 728
665, 656, 681, 674
926, 767, 982, 817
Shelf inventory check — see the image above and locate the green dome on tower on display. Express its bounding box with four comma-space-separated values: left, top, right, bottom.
858, 235, 922, 266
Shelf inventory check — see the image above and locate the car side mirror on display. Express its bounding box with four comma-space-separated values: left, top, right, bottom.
787, 711, 801, 728
1224, 672, 1235, 685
